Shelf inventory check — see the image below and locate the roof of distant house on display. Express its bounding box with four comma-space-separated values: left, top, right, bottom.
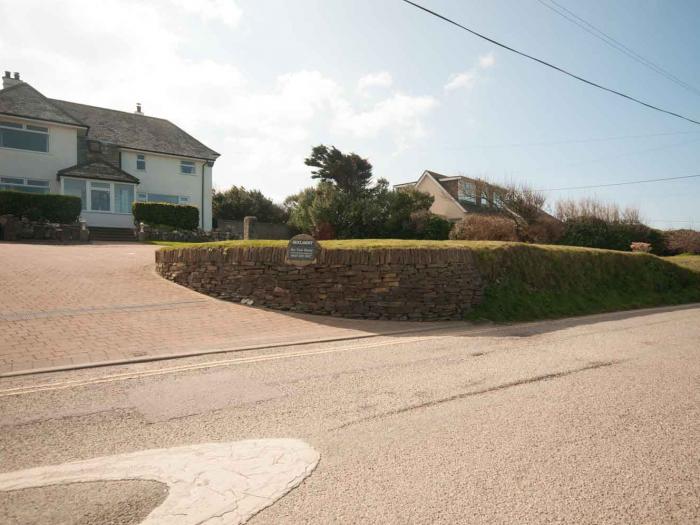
0, 82, 219, 161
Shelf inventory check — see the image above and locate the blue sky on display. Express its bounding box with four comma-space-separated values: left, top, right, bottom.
2, 0, 699, 228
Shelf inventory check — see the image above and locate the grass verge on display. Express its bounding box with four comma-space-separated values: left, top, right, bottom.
157, 239, 700, 322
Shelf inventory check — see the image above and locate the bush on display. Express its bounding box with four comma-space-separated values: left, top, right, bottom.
559, 217, 666, 255
0, 190, 81, 223
449, 214, 519, 241
405, 210, 452, 240
522, 215, 565, 244
664, 229, 700, 255
213, 186, 287, 224
133, 201, 199, 230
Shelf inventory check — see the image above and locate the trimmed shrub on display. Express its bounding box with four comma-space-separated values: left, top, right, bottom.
0, 190, 81, 223
449, 214, 518, 241
133, 201, 199, 230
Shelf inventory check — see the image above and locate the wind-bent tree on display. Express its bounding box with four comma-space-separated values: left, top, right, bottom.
304, 145, 373, 193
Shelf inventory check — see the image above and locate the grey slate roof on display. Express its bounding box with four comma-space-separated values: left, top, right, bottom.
50, 99, 220, 161
57, 161, 140, 184
0, 83, 86, 128
0, 82, 219, 161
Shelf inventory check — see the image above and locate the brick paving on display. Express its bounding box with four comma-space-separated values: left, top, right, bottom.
0, 243, 435, 374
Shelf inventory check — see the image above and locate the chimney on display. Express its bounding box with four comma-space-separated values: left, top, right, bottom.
2, 71, 22, 90
134, 102, 143, 115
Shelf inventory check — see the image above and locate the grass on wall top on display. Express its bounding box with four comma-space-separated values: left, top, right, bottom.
155, 239, 700, 322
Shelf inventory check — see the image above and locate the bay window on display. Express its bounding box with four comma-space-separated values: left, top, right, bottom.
61, 178, 136, 214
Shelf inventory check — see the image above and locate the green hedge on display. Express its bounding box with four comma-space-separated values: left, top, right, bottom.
133, 201, 199, 230
559, 217, 666, 255
0, 190, 81, 223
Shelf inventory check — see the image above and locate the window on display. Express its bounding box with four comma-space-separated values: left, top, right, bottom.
493, 193, 503, 208
0, 177, 50, 194
458, 180, 476, 204
63, 179, 87, 210
148, 193, 179, 204
0, 121, 49, 152
180, 160, 196, 175
136, 154, 146, 171
480, 189, 490, 207
146, 193, 191, 205
115, 184, 134, 214
90, 182, 111, 211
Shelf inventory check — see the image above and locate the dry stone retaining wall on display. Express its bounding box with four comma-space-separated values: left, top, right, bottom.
156, 246, 485, 320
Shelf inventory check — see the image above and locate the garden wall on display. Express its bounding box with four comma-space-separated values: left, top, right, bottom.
156, 246, 484, 320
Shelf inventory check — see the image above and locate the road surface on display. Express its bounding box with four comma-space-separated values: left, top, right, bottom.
1, 304, 699, 523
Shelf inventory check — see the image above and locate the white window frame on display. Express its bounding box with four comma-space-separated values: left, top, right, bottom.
60, 177, 136, 215
136, 154, 146, 171
0, 176, 50, 194
136, 192, 192, 205
0, 120, 50, 154
180, 160, 196, 175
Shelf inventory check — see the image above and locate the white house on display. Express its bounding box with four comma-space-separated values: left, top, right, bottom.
0, 71, 219, 232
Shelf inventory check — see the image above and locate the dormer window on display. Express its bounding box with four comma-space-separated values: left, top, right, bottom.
458, 179, 476, 204
136, 154, 146, 170
180, 160, 195, 175
0, 120, 48, 152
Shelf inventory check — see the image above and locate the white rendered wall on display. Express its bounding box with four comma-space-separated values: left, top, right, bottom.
120, 150, 213, 230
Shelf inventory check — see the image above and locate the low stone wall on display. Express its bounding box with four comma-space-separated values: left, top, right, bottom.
156, 246, 485, 320
0, 215, 88, 243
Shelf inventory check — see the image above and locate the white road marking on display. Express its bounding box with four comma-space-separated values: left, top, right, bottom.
0, 439, 319, 525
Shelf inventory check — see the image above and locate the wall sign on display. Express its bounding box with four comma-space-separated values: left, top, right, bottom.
286, 234, 320, 266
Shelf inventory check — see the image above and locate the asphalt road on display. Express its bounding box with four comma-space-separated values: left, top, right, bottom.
1, 304, 699, 524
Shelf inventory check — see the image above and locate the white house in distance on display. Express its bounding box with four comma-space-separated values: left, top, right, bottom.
0, 71, 219, 232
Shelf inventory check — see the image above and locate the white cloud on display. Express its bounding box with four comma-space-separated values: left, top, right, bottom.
444, 71, 477, 92
169, 0, 242, 27
478, 52, 496, 69
444, 51, 496, 92
334, 93, 438, 145
357, 72, 393, 94
1, 0, 437, 199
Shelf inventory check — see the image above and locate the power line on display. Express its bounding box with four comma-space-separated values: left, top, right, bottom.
539, 173, 700, 191
535, 0, 700, 97
401, 0, 700, 126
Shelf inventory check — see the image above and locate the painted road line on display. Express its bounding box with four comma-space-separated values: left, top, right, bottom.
0, 439, 319, 525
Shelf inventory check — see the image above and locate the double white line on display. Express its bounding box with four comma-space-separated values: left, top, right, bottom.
0, 335, 441, 398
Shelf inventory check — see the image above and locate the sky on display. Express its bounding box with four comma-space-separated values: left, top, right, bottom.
2, 0, 699, 228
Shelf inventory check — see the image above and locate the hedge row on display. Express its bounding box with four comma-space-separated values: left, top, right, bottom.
0, 190, 81, 223
133, 201, 199, 230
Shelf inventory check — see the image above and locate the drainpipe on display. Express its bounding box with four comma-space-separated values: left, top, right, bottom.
201, 162, 205, 230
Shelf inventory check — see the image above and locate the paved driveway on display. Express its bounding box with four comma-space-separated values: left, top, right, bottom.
0, 243, 436, 374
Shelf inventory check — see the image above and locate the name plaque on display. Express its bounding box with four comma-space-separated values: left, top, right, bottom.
286, 234, 320, 266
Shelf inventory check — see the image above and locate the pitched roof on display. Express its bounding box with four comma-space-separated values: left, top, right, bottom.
0, 83, 86, 128
57, 161, 140, 184
50, 99, 220, 161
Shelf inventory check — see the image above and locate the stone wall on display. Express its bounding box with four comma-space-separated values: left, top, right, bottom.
156, 246, 484, 320
0, 215, 88, 243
